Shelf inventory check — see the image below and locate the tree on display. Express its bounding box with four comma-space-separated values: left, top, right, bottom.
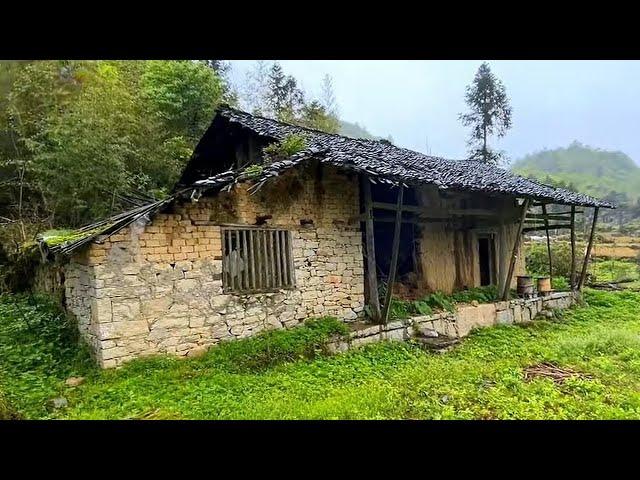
320, 74, 339, 118
0, 60, 230, 233
266, 62, 305, 123
459, 62, 512, 164
298, 100, 339, 133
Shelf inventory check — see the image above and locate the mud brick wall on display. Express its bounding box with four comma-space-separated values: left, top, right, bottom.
62, 165, 365, 367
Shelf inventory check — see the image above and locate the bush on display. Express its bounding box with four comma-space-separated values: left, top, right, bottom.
0, 294, 94, 417
194, 316, 349, 373
525, 241, 584, 278
263, 134, 308, 162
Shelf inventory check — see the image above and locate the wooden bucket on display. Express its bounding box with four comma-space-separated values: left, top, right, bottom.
516, 275, 534, 297
537, 277, 552, 296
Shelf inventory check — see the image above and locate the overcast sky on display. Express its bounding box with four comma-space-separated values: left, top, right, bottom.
228, 60, 640, 165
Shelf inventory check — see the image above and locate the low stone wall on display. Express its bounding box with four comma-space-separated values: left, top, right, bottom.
327, 291, 578, 352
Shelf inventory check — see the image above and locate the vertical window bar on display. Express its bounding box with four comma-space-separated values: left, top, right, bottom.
262, 229, 270, 289
248, 230, 256, 290
241, 229, 249, 290
287, 231, 294, 286
274, 229, 282, 288
234, 230, 241, 290
270, 230, 277, 289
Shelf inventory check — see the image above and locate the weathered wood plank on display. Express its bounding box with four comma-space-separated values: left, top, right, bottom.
542, 203, 553, 279
501, 198, 531, 300
381, 186, 404, 324
570, 205, 577, 290
274, 229, 282, 288
578, 207, 600, 291
522, 224, 572, 233
372, 202, 498, 217
248, 230, 256, 290
235, 230, 242, 290
362, 177, 381, 322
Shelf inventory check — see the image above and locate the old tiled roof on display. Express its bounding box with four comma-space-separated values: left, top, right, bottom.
193, 106, 614, 209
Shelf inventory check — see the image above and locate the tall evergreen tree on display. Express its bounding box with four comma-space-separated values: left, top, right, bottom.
459, 62, 512, 163
266, 63, 304, 123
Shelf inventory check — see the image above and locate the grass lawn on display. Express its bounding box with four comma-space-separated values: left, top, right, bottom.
2, 289, 640, 420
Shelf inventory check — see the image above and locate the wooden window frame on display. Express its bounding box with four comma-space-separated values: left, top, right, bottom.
221, 226, 296, 294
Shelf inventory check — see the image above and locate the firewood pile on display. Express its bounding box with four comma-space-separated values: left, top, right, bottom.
523, 362, 591, 384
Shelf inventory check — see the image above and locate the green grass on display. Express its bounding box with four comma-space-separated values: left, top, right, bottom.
2, 290, 640, 419
388, 286, 499, 319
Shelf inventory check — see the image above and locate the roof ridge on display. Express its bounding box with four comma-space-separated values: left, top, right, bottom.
218, 104, 408, 148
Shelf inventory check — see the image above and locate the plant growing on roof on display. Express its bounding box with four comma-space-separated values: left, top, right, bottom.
242, 164, 264, 179
262, 133, 308, 163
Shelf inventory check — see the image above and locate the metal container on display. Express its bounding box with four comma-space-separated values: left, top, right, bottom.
537, 277, 552, 296
516, 275, 534, 298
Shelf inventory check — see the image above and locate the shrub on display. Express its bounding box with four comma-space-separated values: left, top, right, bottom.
194, 316, 349, 373
525, 241, 584, 278
263, 134, 307, 162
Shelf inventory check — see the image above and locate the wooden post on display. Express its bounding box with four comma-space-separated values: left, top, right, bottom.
501, 198, 531, 301
541, 203, 553, 279
381, 185, 405, 324
570, 205, 577, 290
578, 207, 599, 291
362, 176, 381, 322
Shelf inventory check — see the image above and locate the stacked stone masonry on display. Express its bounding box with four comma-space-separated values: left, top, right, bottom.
327, 291, 578, 352
62, 166, 366, 367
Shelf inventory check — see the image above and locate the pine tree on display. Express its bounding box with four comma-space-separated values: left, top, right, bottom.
459, 62, 512, 163
266, 63, 304, 123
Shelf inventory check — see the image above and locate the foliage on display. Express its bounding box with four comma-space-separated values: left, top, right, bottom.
3, 290, 640, 419
195, 317, 349, 374
242, 164, 264, 179
0, 60, 230, 240
459, 62, 512, 164
298, 100, 340, 133
525, 241, 584, 278
590, 259, 639, 284
263, 134, 308, 161
0, 293, 94, 418
512, 141, 640, 203
388, 286, 499, 319
239, 62, 341, 134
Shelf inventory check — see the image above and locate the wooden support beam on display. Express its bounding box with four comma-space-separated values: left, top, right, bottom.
522, 224, 572, 233
570, 205, 577, 290
525, 213, 573, 221
578, 207, 600, 291
381, 186, 404, 324
501, 198, 531, 301
542, 203, 553, 279
362, 177, 381, 322
371, 202, 497, 217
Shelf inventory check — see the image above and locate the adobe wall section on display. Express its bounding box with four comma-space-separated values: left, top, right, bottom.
63, 165, 366, 367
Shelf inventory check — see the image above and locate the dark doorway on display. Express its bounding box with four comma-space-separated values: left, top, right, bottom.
478, 236, 495, 286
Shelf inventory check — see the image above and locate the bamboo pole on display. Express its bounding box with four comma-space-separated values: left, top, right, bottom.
361, 176, 381, 322
578, 207, 599, 291
570, 205, 577, 290
501, 198, 531, 301
541, 203, 553, 279
381, 186, 404, 324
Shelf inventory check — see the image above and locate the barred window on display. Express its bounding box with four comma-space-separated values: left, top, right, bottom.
221, 227, 295, 293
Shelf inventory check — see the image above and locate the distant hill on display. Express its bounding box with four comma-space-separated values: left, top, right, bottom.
511, 141, 640, 203
339, 119, 391, 142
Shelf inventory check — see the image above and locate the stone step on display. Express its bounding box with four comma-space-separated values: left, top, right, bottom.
413, 334, 459, 352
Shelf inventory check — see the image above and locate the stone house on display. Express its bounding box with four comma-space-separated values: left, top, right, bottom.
36, 106, 613, 368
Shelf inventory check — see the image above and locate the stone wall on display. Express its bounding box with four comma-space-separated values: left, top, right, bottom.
62, 165, 366, 367
327, 291, 578, 352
